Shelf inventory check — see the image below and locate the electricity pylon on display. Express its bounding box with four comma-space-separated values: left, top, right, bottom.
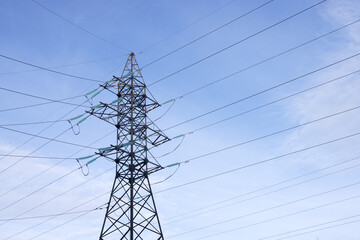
89, 52, 169, 240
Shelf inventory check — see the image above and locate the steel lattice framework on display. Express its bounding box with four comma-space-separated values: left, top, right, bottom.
88, 52, 169, 240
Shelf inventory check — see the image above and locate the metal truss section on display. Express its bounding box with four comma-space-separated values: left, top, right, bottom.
91, 52, 169, 240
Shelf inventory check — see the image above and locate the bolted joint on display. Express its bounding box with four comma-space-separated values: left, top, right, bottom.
128, 164, 135, 172
114, 158, 120, 164
128, 177, 134, 184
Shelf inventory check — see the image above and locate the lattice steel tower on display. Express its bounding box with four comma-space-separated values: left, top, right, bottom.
89, 52, 169, 240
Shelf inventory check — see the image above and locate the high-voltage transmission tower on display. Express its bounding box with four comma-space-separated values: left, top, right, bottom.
89, 52, 170, 240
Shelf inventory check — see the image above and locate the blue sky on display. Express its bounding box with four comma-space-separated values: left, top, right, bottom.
1, 0, 360, 239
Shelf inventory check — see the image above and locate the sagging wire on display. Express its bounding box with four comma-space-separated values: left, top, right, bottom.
153, 98, 176, 122
0, 203, 108, 222
76, 154, 100, 176
67, 114, 88, 135
153, 163, 181, 185
67, 80, 122, 135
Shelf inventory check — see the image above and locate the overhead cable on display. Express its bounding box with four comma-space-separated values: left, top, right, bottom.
164, 155, 360, 221
182, 69, 360, 135
169, 182, 360, 238
142, 0, 274, 67
0, 126, 98, 149
0, 153, 77, 159
164, 51, 360, 131
258, 214, 360, 240
4, 192, 110, 239
0, 127, 74, 176
166, 103, 360, 167
31, 0, 129, 52
0, 94, 84, 113
0, 119, 68, 127
0, 129, 114, 199
0, 54, 102, 82
0, 54, 126, 76
0, 167, 81, 213
0, 83, 108, 176
194, 202, 360, 240
138, 0, 236, 54
0, 205, 105, 221
172, 18, 360, 99
0, 167, 113, 227
28, 206, 103, 240
157, 131, 360, 193
148, 0, 326, 86
0, 86, 90, 108
164, 161, 360, 225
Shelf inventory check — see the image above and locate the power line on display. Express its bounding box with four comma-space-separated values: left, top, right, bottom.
164, 51, 360, 131
0, 101, 64, 113
0, 94, 94, 176
0, 57, 127, 113
0, 55, 126, 76
0, 119, 68, 127
0, 167, 114, 227
258, 214, 360, 240
0, 153, 76, 159
156, 130, 360, 194
0, 167, 81, 213
163, 155, 360, 222
0, 126, 98, 150
0, 54, 123, 170
0, 127, 73, 176
0, 64, 117, 203
142, 0, 274, 67
28, 207, 103, 240
31, 0, 129, 52
164, 161, 360, 225
138, 0, 236, 54
0, 86, 90, 108
0, 205, 105, 221
169, 181, 360, 238
194, 197, 360, 240
4, 192, 110, 240
0, 129, 114, 199
180, 131, 360, 165
182, 69, 360, 135
0, 54, 102, 82
173, 18, 360, 99
2, 24, 357, 123
148, 0, 326, 86
169, 68, 360, 140
0, 94, 85, 113
0, 63, 120, 196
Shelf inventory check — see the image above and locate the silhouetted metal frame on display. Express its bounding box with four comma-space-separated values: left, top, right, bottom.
89, 53, 169, 240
